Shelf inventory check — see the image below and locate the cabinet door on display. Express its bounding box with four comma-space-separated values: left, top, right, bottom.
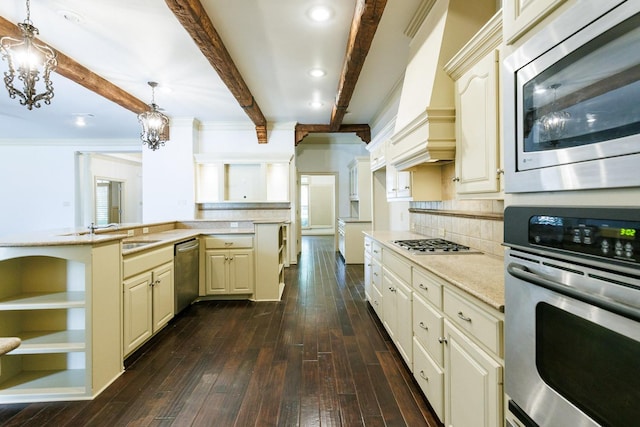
123, 272, 152, 356
382, 269, 397, 340
395, 280, 413, 367
503, 0, 567, 44
152, 262, 174, 332
395, 171, 412, 198
228, 249, 254, 293
205, 250, 228, 294
455, 50, 500, 195
444, 320, 502, 427
386, 166, 397, 199
364, 251, 372, 301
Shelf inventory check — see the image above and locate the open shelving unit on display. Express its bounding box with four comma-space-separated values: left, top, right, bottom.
0, 243, 122, 404
0, 254, 89, 403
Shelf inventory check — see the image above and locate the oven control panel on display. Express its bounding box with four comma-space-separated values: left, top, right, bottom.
528, 214, 639, 263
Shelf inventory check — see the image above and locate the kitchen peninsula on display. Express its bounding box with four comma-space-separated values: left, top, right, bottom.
0, 219, 287, 404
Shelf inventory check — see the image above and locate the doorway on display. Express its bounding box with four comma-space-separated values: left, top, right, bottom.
299, 174, 336, 237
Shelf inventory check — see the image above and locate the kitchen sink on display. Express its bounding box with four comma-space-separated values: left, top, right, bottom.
122, 240, 161, 250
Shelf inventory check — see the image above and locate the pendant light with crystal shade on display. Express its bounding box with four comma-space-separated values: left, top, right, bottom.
138, 81, 170, 151
0, 0, 57, 110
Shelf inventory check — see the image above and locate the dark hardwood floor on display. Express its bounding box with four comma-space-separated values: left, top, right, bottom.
0, 236, 441, 426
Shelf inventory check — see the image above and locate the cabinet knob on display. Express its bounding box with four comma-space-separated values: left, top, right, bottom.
438, 337, 448, 344
452, 177, 460, 182
404, 186, 410, 189
497, 168, 505, 175
229, 257, 234, 261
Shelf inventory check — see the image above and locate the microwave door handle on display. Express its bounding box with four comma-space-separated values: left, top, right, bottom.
507, 263, 640, 323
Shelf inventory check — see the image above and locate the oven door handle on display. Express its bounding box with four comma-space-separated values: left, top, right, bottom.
507, 262, 640, 322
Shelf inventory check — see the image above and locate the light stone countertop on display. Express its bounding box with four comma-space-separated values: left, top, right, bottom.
0, 219, 286, 254
364, 230, 505, 312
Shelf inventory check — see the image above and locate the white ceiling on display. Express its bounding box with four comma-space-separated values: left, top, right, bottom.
0, 0, 422, 141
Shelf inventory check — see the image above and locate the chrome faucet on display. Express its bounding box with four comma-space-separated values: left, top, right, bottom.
88, 222, 119, 235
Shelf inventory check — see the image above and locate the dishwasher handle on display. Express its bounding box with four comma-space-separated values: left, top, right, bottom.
176, 240, 199, 253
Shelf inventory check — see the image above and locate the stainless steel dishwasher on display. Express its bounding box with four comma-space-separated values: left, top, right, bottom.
174, 239, 199, 314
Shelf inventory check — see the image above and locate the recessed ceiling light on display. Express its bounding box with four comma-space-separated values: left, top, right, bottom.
309, 101, 324, 109
308, 5, 333, 22
309, 68, 326, 78
58, 10, 84, 24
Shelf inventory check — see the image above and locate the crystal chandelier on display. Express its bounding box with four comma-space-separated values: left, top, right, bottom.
0, 0, 57, 110
137, 81, 170, 151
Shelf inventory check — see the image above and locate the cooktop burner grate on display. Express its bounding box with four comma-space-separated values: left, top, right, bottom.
392, 238, 480, 254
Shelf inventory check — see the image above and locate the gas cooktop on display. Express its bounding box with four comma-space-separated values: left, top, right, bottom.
392, 238, 481, 254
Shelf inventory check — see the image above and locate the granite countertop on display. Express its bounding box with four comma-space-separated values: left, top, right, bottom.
364, 230, 505, 312
0, 219, 286, 254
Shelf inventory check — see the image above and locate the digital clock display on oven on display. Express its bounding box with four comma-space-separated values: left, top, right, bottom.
601, 226, 637, 240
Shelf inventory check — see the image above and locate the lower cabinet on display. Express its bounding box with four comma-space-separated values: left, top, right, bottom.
203, 235, 255, 296
123, 261, 174, 357
205, 249, 254, 294
122, 245, 174, 358
365, 238, 504, 426
444, 319, 503, 427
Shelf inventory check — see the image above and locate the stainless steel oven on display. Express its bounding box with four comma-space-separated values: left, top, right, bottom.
503, 0, 640, 193
504, 206, 640, 427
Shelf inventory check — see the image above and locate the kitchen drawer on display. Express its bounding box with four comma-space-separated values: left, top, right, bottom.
443, 288, 503, 356
413, 293, 444, 367
371, 258, 382, 293
364, 236, 373, 255
371, 285, 383, 320
383, 249, 411, 285
412, 267, 443, 309
205, 235, 253, 249
413, 337, 444, 423
123, 245, 173, 279
371, 241, 383, 262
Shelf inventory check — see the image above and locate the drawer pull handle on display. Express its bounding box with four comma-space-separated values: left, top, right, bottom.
374, 300, 379, 306
367, 263, 372, 267
373, 250, 379, 254
373, 272, 378, 276
418, 321, 428, 330
419, 370, 428, 381
388, 287, 396, 292
438, 337, 447, 344
457, 311, 472, 322
419, 284, 428, 291
224, 242, 233, 246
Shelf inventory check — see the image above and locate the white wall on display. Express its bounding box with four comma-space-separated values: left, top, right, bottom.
142, 118, 197, 222
295, 138, 369, 218
0, 139, 140, 237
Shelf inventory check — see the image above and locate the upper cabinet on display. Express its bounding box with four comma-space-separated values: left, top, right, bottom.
195, 154, 292, 203
349, 157, 372, 221
503, 0, 567, 44
445, 12, 504, 198
386, 163, 442, 202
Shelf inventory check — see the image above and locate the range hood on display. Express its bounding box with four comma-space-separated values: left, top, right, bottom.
389, 0, 495, 170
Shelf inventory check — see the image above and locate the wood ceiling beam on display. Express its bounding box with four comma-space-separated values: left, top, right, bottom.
165, 0, 268, 143
0, 16, 149, 115
295, 123, 370, 146
329, 0, 388, 131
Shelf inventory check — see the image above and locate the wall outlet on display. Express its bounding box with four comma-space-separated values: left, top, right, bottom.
143, 227, 149, 234
438, 228, 446, 238
127, 229, 134, 237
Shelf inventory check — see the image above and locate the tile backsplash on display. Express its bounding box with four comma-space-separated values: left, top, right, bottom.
410, 198, 505, 258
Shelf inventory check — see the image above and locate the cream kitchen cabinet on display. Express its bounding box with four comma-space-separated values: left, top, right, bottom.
123, 261, 174, 357
445, 12, 503, 198
382, 249, 413, 367
442, 287, 503, 427
386, 163, 442, 202
122, 245, 174, 357
503, 0, 567, 44
0, 243, 122, 403
204, 235, 254, 295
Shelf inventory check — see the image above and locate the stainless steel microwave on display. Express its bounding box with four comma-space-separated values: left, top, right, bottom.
503, 0, 640, 193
